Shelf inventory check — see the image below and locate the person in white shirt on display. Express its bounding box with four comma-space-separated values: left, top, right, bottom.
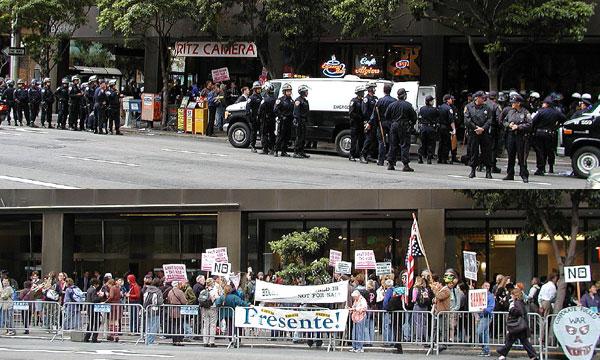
538, 273, 558, 317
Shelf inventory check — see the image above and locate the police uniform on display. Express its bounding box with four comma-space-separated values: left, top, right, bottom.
274, 94, 294, 156
41, 83, 55, 127
68, 81, 84, 130
359, 92, 378, 162
417, 102, 439, 164
55, 83, 69, 129
438, 100, 455, 163
106, 84, 121, 134
503, 101, 532, 182
349, 95, 365, 161
464, 93, 493, 177
385, 92, 417, 171
85, 83, 97, 129
94, 86, 109, 134
3, 83, 15, 125
486, 96, 503, 173
247, 90, 263, 151
371, 94, 396, 166
531, 99, 566, 174
293, 95, 310, 158
258, 92, 276, 154
28, 84, 42, 126
14, 84, 29, 126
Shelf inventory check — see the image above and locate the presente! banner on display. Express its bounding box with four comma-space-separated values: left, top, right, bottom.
254, 280, 348, 304
162, 264, 187, 283
235, 306, 349, 332
355, 250, 376, 270
329, 249, 342, 267
468, 289, 488, 312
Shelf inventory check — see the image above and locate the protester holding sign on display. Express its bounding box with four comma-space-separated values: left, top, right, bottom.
475, 282, 495, 357
496, 288, 539, 360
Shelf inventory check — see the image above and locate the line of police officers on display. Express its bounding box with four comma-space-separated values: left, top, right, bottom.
0, 76, 123, 135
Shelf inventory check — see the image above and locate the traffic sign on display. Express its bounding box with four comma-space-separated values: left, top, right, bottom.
7, 47, 25, 56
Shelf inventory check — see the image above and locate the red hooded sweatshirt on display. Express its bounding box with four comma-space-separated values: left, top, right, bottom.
127, 274, 141, 303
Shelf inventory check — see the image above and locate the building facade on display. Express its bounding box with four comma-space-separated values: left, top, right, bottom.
0, 189, 598, 286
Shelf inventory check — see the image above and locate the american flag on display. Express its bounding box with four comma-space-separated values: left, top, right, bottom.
406, 217, 425, 291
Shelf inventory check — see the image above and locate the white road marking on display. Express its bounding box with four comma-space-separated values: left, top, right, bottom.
0, 348, 172, 358
14, 127, 49, 134
60, 155, 140, 167
161, 148, 228, 157
448, 174, 552, 186
0, 131, 22, 136
0, 175, 80, 189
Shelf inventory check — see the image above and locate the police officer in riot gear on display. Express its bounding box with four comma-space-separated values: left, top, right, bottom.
293, 85, 310, 159
95, 80, 109, 134
258, 82, 276, 155
486, 91, 503, 174
14, 79, 29, 126
68, 76, 84, 130
370, 84, 395, 166
417, 95, 439, 164
86, 76, 98, 130
28, 80, 42, 127
572, 98, 592, 119
106, 80, 122, 135
464, 91, 493, 179
385, 88, 417, 172
527, 92, 541, 113
503, 95, 532, 183
437, 94, 456, 164
247, 81, 263, 153
359, 82, 378, 163
55, 78, 70, 130
274, 83, 294, 157
349, 85, 366, 162
3, 79, 16, 125
40, 78, 54, 128
531, 97, 567, 175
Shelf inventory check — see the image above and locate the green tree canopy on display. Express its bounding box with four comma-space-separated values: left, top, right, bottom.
269, 227, 331, 284
462, 190, 600, 312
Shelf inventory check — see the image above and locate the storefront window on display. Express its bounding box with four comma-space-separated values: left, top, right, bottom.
263, 221, 304, 272
181, 219, 217, 254
352, 45, 385, 79
387, 45, 422, 81
305, 220, 348, 260
349, 220, 394, 263
0, 218, 42, 282
74, 219, 103, 253
446, 219, 488, 281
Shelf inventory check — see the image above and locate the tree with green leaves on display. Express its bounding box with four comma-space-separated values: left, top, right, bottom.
0, 0, 94, 78
97, 0, 195, 125
332, 0, 596, 91
462, 190, 600, 313
269, 227, 331, 285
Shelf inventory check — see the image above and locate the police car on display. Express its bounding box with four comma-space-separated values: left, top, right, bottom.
559, 102, 600, 178
223, 76, 435, 157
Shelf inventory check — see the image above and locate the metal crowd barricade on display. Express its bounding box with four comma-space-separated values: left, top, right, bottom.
61, 302, 144, 343
340, 310, 435, 352
144, 305, 235, 347
235, 307, 342, 351
0, 300, 61, 339
435, 311, 543, 356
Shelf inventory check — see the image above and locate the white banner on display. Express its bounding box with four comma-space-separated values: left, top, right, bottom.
255, 280, 348, 304
235, 306, 348, 332
174, 41, 257, 58
463, 251, 478, 281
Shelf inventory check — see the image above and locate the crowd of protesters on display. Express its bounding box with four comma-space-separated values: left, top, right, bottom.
0, 267, 598, 358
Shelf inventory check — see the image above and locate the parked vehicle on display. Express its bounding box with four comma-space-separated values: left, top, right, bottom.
560, 103, 600, 178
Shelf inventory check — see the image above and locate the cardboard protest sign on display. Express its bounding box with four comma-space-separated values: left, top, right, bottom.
463, 251, 478, 281
552, 306, 599, 360
329, 250, 342, 267
211, 67, 230, 82
354, 250, 376, 270
213, 262, 231, 276
235, 306, 349, 332
468, 289, 488, 312
162, 264, 188, 283
201, 253, 215, 272
564, 265, 592, 283
206, 247, 228, 263
335, 261, 352, 275
376, 262, 392, 276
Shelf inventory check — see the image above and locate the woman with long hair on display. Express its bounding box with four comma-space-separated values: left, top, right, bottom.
497, 288, 539, 360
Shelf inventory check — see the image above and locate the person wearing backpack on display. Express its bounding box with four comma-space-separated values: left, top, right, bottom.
143, 278, 164, 345
63, 278, 84, 330
200, 278, 220, 347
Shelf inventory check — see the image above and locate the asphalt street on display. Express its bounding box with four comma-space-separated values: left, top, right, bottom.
0, 124, 585, 189
0, 337, 524, 360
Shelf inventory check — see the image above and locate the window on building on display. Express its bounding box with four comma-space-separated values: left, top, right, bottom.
181, 219, 217, 254
74, 219, 103, 253
318, 45, 351, 78
387, 45, 422, 81
352, 45, 385, 79
349, 220, 395, 263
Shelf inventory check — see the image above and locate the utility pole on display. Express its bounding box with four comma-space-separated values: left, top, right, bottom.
9, 11, 20, 80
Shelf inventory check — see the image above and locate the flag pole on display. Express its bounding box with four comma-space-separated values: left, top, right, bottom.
412, 212, 432, 278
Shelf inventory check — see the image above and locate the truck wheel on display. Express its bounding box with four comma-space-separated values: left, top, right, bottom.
572, 146, 600, 178
228, 122, 251, 148
335, 129, 352, 157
